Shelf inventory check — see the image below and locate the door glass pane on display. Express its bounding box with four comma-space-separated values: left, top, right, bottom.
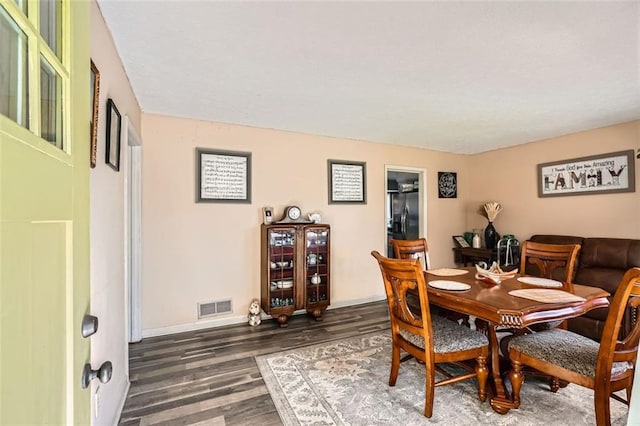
39, 0, 61, 59
0, 6, 28, 127
14, 0, 27, 14
40, 56, 62, 147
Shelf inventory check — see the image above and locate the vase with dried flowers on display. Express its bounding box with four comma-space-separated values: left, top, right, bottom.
482, 202, 503, 249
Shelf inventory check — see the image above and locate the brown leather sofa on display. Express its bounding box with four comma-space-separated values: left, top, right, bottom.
528, 234, 640, 342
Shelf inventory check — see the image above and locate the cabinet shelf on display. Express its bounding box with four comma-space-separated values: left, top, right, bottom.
261, 223, 331, 327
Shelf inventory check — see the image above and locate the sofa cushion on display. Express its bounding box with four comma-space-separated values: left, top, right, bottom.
579, 238, 640, 271
575, 239, 640, 337
529, 235, 585, 247
574, 267, 628, 301
566, 315, 606, 342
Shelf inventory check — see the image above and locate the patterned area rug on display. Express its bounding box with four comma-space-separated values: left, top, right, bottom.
256, 332, 628, 425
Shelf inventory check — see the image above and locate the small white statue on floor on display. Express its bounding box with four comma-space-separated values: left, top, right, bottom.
248, 299, 262, 326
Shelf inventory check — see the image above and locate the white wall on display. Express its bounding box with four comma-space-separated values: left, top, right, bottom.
140, 113, 470, 335
90, 2, 142, 425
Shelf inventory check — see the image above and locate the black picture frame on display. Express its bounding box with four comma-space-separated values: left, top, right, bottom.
328, 159, 366, 204
452, 235, 470, 248
105, 98, 121, 171
196, 148, 252, 203
537, 150, 635, 197
438, 172, 457, 198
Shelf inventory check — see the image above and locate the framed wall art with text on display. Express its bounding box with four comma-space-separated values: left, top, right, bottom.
196, 148, 252, 203
537, 150, 635, 197
438, 172, 457, 198
328, 160, 366, 204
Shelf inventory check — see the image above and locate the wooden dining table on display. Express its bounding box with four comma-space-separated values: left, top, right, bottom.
423, 267, 610, 414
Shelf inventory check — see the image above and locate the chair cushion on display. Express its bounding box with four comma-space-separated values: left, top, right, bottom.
400, 315, 488, 354
508, 328, 632, 378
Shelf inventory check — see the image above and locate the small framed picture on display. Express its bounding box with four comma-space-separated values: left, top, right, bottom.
438, 172, 457, 198
90, 60, 100, 168
452, 235, 470, 248
105, 98, 121, 171
263, 206, 274, 224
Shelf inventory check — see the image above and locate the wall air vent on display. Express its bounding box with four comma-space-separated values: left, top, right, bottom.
198, 299, 233, 319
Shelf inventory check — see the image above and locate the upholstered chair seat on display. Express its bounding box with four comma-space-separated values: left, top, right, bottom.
400, 316, 488, 353
509, 329, 633, 378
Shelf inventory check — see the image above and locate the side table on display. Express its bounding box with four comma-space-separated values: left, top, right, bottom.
453, 247, 497, 266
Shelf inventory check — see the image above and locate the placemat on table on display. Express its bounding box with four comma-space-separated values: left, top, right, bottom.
508, 289, 586, 303
517, 276, 563, 288
426, 268, 469, 276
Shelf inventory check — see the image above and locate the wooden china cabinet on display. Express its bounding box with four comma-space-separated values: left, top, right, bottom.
260, 223, 331, 327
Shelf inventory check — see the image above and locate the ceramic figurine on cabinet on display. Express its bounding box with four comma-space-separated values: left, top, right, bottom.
248, 299, 262, 326
308, 212, 322, 223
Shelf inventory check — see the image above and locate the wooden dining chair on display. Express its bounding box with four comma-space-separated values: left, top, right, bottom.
500, 241, 582, 387
390, 238, 433, 316
392, 238, 471, 324
519, 240, 580, 334
520, 240, 581, 330
508, 267, 640, 426
390, 238, 431, 271
519, 240, 581, 284
371, 250, 489, 418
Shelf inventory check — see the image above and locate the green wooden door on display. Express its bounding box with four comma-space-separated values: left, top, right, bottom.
0, 1, 91, 424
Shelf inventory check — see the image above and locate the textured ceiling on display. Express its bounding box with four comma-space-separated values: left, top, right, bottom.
97, 1, 640, 154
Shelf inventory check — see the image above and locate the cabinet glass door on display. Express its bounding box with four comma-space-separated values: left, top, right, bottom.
268, 228, 295, 309
305, 227, 329, 305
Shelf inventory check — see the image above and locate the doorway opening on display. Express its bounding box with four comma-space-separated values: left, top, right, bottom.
385, 166, 427, 257
124, 117, 142, 344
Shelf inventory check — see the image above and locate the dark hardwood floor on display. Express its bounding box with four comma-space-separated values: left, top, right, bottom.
119, 301, 390, 425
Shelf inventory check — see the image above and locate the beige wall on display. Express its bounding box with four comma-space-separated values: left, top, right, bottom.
467, 121, 639, 240
141, 114, 470, 333
90, 2, 142, 425
141, 117, 639, 336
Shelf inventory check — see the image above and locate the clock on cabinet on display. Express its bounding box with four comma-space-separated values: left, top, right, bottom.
277, 205, 309, 223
